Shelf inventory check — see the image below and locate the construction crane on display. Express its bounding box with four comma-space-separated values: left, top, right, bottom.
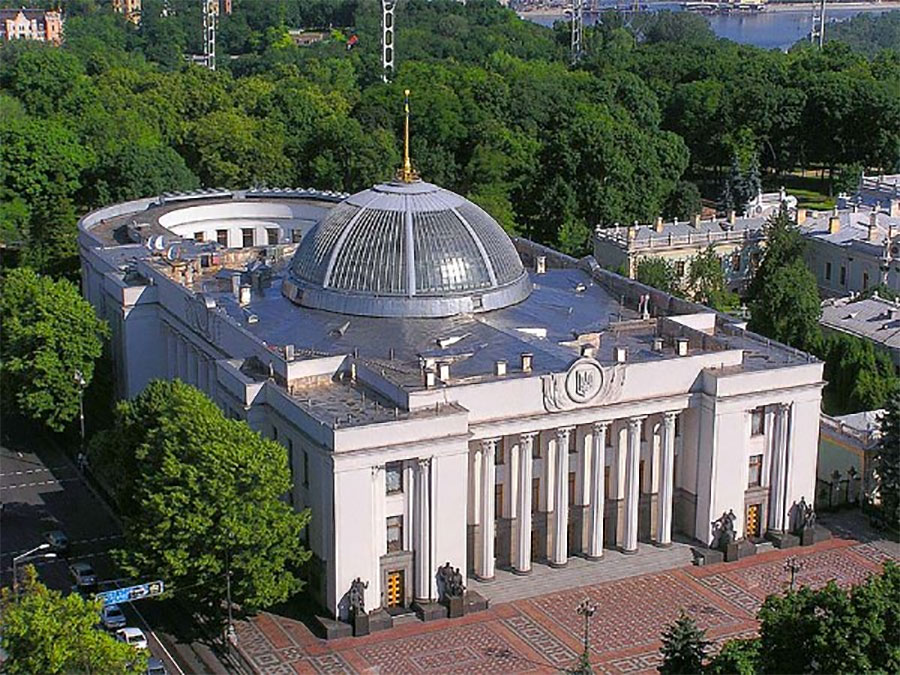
810, 0, 826, 48
203, 0, 217, 71
568, 0, 584, 65
382, 0, 396, 83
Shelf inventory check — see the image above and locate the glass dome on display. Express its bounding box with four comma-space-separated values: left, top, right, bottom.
283, 180, 532, 318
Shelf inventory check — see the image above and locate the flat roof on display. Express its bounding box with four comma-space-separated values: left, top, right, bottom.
820, 296, 900, 352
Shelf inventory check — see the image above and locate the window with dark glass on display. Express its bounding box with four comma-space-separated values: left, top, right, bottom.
302, 449, 309, 487
242, 228, 254, 248
568, 472, 576, 504
386, 516, 403, 553
675, 261, 686, 277
639, 460, 646, 493
495, 443, 505, 465
840, 265, 847, 286
532, 439, 541, 459
825, 261, 832, 281
291, 229, 303, 243
731, 252, 741, 272
751, 407, 765, 436
532, 477, 540, 510
748, 454, 763, 488
216, 229, 228, 246
267, 228, 279, 246
495, 483, 503, 518
385, 461, 403, 495
194, 232, 204, 242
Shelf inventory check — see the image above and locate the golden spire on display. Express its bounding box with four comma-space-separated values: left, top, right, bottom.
398, 89, 418, 183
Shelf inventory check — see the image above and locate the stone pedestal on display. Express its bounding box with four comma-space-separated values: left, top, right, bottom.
368, 609, 392, 633
800, 526, 815, 547
314, 615, 352, 640
725, 539, 756, 562
464, 590, 489, 614
767, 531, 799, 549
412, 601, 447, 622
447, 595, 464, 619
352, 612, 370, 637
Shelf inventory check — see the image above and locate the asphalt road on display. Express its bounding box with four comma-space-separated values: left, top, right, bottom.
0, 439, 238, 674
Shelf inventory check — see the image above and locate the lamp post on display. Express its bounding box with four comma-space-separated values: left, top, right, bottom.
784, 556, 803, 592
224, 543, 236, 653
73, 370, 86, 455
13, 543, 57, 596
575, 598, 596, 674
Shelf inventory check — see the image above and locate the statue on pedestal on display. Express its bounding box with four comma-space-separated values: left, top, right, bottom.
348, 577, 368, 616
711, 509, 736, 552
438, 562, 465, 601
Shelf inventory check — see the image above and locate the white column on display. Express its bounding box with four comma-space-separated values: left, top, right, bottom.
476, 439, 496, 580
404, 462, 415, 550
371, 465, 385, 608
586, 421, 608, 559
623, 417, 644, 553
414, 457, 432, 602
768, 404, 790, 532
551, 427, 573, 567
515, 432, 536, 574
656, 412, 677, 547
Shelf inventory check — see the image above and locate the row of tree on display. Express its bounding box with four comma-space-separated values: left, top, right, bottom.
658, 561, 900, 674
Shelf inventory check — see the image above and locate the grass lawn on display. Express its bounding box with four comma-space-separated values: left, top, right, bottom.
775, 172, 838, 210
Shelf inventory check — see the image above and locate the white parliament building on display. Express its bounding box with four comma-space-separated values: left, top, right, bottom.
79, 170, 824, 621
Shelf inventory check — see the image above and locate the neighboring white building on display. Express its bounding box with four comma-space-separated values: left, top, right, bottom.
80, 180, 824, 623
852, 173, 900, 211
798, 206, 900, 297
820, 295, 900, 375
593, 213, 766, 293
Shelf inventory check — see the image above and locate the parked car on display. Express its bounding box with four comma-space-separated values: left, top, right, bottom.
69, 561, 97, 590
146, 657, 167, 675
43, 529, 69, 554
115, 627, 148, 650
100, 603, 127, 630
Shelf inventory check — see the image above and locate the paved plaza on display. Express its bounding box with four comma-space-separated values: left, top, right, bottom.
235, 523, 899, 675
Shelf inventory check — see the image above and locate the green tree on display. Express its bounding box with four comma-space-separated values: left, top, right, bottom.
558, 218, 592, 257
93, 380, 312, 628
755, 563, 900, 673
0, 565, 145, 675
873, 391, 900, 525
819, 332, 898, 414
748, 209, 822, 352
658, 611, 709, 674
704, 638, 759, 675
636, 257, 681, 296
0, 268, 109, 431
687, 246, 740, 312
664, 181, 702, 221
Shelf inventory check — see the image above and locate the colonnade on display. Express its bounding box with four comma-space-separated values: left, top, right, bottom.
163, 323, 216, 395
472, 412, 679, 578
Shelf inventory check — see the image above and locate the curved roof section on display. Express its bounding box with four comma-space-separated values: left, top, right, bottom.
285, 180, 531, 318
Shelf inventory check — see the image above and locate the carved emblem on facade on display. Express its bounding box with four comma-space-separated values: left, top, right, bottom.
186, 294, 216, 337
542, 357, 626, 411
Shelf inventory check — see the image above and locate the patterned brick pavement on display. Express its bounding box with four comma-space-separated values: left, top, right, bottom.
236, 536, 898, 675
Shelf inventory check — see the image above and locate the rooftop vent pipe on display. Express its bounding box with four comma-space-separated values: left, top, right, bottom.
423, 369, 436, 388
615, 346, 627, 363
495, 360, 508, 376
675, 338, 689, 356
521, 353, 533, 373
438, 362, 450, 382
652, 337, 664, 353
536, 256, 547, 275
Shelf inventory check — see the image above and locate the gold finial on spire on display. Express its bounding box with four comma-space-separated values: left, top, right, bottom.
398, 89, 418, 183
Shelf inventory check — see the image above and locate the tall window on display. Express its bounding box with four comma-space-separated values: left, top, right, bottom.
675, 260, 686, 277
532, 477, 540, 511
386, 516, 403, 553
748, 454, 763, 488
751, 407, 765, 436
385, 461, 403, 495
863, 271, 869, 290
840, 265, 847, 286
302, 449, 309, 487
495, 484, 503, 518
216, 229, 228, 246
604, 466, 610, 497
194, 231, 204, 242
292, 229, 303, 243
731, 251, 741, 272
639, 460, 646, 493
568, 472, 576, 505
532, 439, 541, 459
495, 443, 505, 465
242, 228, 254, 248
825, 261, 832, 281
267, 228, 279, 246
286, 439, 294, 506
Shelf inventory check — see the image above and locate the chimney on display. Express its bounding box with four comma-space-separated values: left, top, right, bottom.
239, 285, 251, 305
423, 368, 436, 388
675, 337, 689, 356
521, 352, 533, 373
655, 216, 664, 233
580, 344, 595, 359
284, 344, 294, 361
869, 211, 879, 242
535, 255, 547, 275
692, 214, 701, 227
627, 225, 636, 241
495, 360, 508, 377
438, 362, 450, 382
231, 273, 242, 298
890, 199, 900, 218
728, 210, 736, 226
828, 215, 841, 235
652, 337, 664, 353
615, 346, 627, 363
796, 208, 807, 225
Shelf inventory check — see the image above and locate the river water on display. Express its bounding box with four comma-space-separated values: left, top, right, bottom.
526, 4, 896, 50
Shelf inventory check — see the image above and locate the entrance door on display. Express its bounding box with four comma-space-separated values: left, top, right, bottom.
386, 570, 404, 609
746, 503, 761, 539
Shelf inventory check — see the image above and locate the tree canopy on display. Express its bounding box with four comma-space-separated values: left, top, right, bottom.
90, 380, 312, 627
873, 391, 900, 525
0, 267, 109, 431
0, 565, 146, 675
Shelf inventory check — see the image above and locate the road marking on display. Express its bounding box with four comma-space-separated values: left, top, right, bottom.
2, 535, 123, 560
0, 467, 70, 477
0, 478, 80, 490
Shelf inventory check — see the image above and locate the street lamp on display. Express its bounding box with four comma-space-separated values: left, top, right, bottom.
224, 543, 237, 653
784, 556, 803, 592
73, 370, 87, 455
575, 598, 596, 674
13, 543, 57, 595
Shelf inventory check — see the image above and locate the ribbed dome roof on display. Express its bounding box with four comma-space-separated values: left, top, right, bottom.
283, 180, 531, 318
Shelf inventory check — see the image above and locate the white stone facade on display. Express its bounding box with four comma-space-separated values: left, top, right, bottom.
79, 189, 824, 619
